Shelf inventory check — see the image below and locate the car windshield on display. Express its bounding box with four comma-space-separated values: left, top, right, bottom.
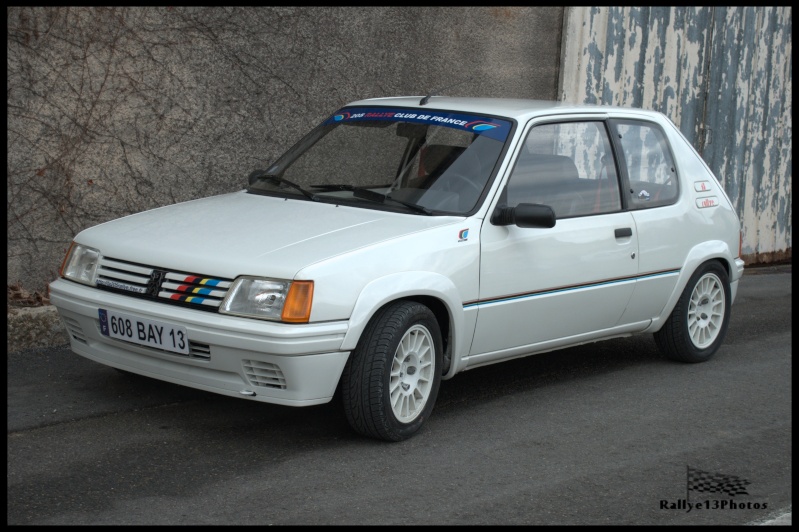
248, 106, 513, 215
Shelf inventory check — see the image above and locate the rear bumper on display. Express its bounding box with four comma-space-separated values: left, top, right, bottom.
49, 279, 350, 406
731, 257, 746, 304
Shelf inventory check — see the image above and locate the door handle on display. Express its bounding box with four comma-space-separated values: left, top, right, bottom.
615, 227, 633, 238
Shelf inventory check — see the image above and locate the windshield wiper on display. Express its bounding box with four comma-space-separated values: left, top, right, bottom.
385, 194, 433, 215
250, 171, 319, 202
310, 184, 432, 215
311, 183, 387, 202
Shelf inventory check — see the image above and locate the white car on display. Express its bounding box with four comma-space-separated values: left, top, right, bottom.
50, 96, 745, 441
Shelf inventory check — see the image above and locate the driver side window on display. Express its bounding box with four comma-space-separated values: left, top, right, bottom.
505, 121, 621, 219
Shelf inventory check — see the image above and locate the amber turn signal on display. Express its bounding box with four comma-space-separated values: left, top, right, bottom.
281, 281, 314, 323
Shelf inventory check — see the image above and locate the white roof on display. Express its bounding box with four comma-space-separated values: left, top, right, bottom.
344, 96, 663, 122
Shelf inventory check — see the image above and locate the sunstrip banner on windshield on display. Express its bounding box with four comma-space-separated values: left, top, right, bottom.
325, 107, 512, 142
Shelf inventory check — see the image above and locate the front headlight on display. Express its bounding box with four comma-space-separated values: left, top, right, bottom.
60, 242, 101, 286
220, 277, 314, 323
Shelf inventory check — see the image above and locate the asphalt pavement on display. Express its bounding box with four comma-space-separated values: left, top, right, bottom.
7, 263, 792, 525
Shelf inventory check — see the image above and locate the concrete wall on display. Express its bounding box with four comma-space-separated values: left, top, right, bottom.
7, 6, 564, 294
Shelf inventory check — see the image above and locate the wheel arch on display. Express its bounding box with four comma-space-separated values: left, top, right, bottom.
648, 241, 734, 333
652, 256, 732, 362
340, 272, 463, 375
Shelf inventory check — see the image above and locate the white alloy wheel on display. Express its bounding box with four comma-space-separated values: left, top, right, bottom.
390, 324, 435, 423
687, 272, 726, 349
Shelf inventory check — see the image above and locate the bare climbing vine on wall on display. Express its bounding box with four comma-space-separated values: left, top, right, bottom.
8, 7, 202, 295
7, 6, 330, 298
8, 6, 568, 303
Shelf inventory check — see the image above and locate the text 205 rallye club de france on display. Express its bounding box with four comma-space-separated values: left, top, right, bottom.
50, 96, 745, 441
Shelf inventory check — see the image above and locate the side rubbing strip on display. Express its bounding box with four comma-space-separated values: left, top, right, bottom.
463, 268, 680, 309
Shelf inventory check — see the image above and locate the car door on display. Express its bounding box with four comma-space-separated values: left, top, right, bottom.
470, 118, 641, 362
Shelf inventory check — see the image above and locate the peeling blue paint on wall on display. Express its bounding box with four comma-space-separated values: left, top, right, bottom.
561, 6, 792, 262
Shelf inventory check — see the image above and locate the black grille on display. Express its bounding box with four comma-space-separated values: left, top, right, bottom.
94, 256, 233, 312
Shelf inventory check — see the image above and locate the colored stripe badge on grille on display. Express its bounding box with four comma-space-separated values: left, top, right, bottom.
159, 291, 221, 306
160, 273, 232, 307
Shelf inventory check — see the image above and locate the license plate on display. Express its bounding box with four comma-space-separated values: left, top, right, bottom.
98, 309, 189, 355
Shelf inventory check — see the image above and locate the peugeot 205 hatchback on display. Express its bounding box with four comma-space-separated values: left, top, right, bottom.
50, 96, 745, 441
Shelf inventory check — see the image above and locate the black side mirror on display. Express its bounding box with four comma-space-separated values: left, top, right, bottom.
491, 203, 556, 228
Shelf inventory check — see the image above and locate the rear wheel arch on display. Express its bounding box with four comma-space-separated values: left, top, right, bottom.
653, 242, 737, 329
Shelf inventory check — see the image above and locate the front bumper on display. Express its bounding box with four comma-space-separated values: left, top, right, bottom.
49, 279, 350, 406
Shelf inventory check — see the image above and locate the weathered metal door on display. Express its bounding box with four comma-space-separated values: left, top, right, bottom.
559, 6, 792, 263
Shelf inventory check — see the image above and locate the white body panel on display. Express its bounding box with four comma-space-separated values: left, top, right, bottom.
77, 191, 464, 285
471, 213, 640, 356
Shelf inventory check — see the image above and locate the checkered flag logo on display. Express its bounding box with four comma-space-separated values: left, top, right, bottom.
687, 466, 750, 497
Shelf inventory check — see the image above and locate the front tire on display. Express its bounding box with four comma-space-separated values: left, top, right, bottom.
341, 301, 443, 441
654, 261, 731, 363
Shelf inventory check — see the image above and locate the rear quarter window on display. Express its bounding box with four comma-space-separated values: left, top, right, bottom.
611, 120, 679, 209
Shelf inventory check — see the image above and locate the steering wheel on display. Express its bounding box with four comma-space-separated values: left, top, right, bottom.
422, 172, 483, 211
440, 171, 483, 197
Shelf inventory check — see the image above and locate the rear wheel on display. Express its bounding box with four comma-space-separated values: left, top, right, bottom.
654, 261, 731, 363
341, 301, 443, 441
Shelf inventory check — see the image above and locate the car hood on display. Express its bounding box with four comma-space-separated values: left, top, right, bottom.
76, 191, 464, 279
